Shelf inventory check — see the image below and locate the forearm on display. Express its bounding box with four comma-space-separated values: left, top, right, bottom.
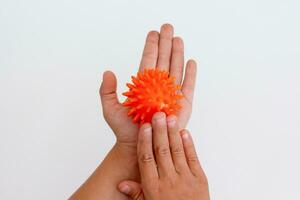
70, 142, 139, 200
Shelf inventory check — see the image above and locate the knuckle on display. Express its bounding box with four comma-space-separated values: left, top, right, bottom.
195, 171, 209, 186
139, 152, 155, 164
159, 176, 177, 190
155, 145, 170, 156
200, 174, 209, 186
167, 177, 177, 188
158, 53, 170, 60
100, 90, 117, 100
171, 146, 184, 155
143, 50, 156, 59
187, 154, 199, 162
148, 180, 159, 190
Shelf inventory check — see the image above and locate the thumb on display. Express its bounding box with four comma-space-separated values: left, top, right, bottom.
118, 180, 144, 200
99, 71, 120, 108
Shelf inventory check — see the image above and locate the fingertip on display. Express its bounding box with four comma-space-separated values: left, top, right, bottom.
100, 70, 117, 95
166, 115, 177, 127
182, 59, 197, 102
173, 36, 183, 41
180, 129, 190, 140
182, 133, 190, 141
118, 182, 131, 194
147, 30, 159, 39
161, 23, 174, 33
101, 71, 108, 86
173, 36, 184, 48
101, 70, 117, 86
160, 23, 174, 39
152, 112, 166, 123
146, 31, 160, 45
187, 59, 197, 69
187, 61, 197, 79
103, 70, 115, 79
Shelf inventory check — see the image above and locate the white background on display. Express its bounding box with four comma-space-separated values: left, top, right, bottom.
0, 0, 299, 199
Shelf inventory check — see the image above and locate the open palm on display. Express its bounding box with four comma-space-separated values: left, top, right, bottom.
100, 24, 197, 147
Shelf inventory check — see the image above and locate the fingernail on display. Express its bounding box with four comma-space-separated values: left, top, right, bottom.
144, 126, 152, 135
120, 184, 131, 194
154, 112, 166, 123
167, 116, 176, 127
182, 133, 189, 141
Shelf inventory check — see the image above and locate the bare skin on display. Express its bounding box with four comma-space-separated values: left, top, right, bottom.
118, 113, 210, 200
70, 24, 198, 199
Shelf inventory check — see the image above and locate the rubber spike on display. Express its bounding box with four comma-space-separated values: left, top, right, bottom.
122, 69, 182, 124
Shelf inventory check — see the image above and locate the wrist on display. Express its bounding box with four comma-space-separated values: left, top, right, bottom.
113, 140, 138, 163
112, 141, 140, 181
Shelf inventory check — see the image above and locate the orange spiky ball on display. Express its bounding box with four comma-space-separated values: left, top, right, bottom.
122, 69, 183, 124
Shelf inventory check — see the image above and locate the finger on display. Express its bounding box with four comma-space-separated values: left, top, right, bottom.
181, 129, 203, 177
170, 37, 184, 85
152, 112, 176, 177
157, 23, 174, 71
181, 59, 197, 103
139, 31, 159, 72
99, 71, 120, 108
118, 180, 144, 200
137, 123, 159, 181
166, 115, 190, 174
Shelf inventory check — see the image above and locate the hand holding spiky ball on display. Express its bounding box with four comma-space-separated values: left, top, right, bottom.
123, 69, 183, 124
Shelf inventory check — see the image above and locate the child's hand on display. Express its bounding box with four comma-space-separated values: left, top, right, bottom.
71, 25, 199, 199
99, 24, 197, 148
118, 112, 210, 200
